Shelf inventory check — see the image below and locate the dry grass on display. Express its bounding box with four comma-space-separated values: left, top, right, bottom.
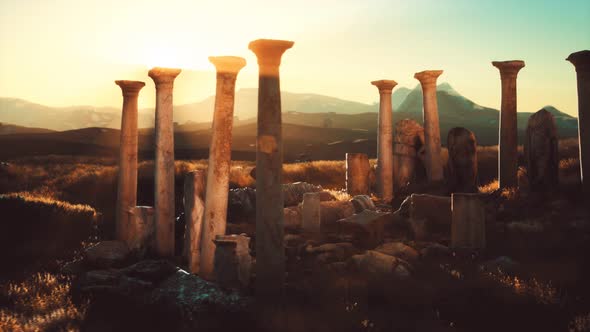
0, 273, 86, 332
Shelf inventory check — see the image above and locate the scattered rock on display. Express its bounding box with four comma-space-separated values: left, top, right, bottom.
84, 241, 130, 269
354, 250, 413, 281
420, 243, 450, 259
305, 242, 361, 262
350, 195, 376, 213
375, 242, 420, 262
337, 210, 390, 249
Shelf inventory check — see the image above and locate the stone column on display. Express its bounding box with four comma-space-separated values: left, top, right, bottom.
126, 206, 155, 257
249, 39, 294, 296
524, 109, 558, 191
114, 80, 145, 242
302, 192, 321, 233
451, 193, 486, 249
184, 170, 206, 274
567, 50, 590, 197
371, 80, 397, 202
148, 67, 181, 257
200, 56, 246, 280
346, 153, 371, 196
492, 60, 525, 189
414, 70, 444, 183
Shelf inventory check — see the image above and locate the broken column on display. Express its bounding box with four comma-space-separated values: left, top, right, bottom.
393, 119, 426, 189
567, 50, 590, 197
447, 127, 478, 193
183, 170, 206, 274
114, 80, 145, 242
126, 206, 155, 256
302, 192, 321, 234
148, 67, 181, 257
249, 38, 294, 295
492, 60, 525, 189
346, 153, 371, 196
371, 80, 397, 202
200, 56, 246, 280
213, 234, 252, 289
524, 109, 559, 191
451, 193, 486, 249
414, 70, 444, 183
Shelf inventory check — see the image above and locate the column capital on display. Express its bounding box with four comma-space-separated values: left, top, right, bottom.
371, 79, 398, 93
567, 50, 590, 73
492, 60, 525, 78
115, 80, 145, 96
209, 56, 247, 74
148, 67, 182, 86
248, 39, 294, 73
414, 70, 443, 86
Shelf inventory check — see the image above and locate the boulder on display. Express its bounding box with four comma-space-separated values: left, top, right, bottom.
304, 242, 361, 263
283, 200, 356, 233
84, 241, 130, 269
337, 210, 390, 249
375, 242, 419, 262
420, 243, 450, 259
350, 195, 376, 213
353, 250, 412, 281
393, 194, 451, 240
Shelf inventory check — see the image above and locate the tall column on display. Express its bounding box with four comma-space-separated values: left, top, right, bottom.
148, 67, 181, 257
492, 60, 525, 189
184, 170, 206, 274
249, 38, 294, 296
371, 80, 397, 202
414, 70, 444, 183
346, 152, 371, 196
200, 56, 246, 280
567, 50, 590, 197
114, 80, 145, 242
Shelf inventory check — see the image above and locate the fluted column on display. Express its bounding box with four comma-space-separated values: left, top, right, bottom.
200, 56, 246, 280
148, 67, 181, 257
114, 80, 145, 242
567, 50, 590, 197
492, 60, 525, 189
414, 70, 444, 183
249, 38, 294, 296
371, 80, 397, 202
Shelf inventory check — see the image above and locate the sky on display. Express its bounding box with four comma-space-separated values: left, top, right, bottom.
0, 0, 589, 116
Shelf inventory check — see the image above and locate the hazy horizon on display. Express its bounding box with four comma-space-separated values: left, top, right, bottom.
1, 0, 589, 117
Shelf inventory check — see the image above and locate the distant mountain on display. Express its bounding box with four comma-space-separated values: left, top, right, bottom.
0, 98, 153, 131
392, 87, 412, 109
0, 122, 54, 135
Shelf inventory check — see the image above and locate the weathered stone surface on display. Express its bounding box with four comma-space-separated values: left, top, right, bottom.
183, 171, 206, 274
451, 193, 486, 249
301, 192, 321, 233
149, 67, 182, 258
353, 250, 412, 281
414, 70, 444, 183
114, 80, 145, 243
375, 242, 419, 262
284, 200, 356, 233
492, 60, 525, 189
567, 50, 590, 200
213, 234, 252, 289
346, 153, 371, 196
350, 195, 376, 213
337, 210, 390, 249
393, 119, 426, 189
304, 242, 361, 263
250, 38, 294, 296
394, 194, 451, 240
283, 182, 323, 206
84, 241, 130, 269
524, 108, 559, 191
420, 243, 450, 259
126, 206, 155, 257
372, 80, 398, 202
447, 127, 478, 193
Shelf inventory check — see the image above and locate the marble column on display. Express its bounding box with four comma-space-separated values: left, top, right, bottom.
200, 56, 246, 280
249, 38, 294, 296
567, 50, 590, 197
371, 80, 397, 202
148, 67, 181, 257
492, 60, 525, 189
114, 80, 145, 242
414, 70, 444, 183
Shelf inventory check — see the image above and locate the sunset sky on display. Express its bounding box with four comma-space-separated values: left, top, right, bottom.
0, 0, 588, 117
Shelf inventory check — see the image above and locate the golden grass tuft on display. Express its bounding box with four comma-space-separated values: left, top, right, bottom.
0, 273, 87, 332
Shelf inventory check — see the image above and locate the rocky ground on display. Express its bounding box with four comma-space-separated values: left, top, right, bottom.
45, 181, 590, 332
